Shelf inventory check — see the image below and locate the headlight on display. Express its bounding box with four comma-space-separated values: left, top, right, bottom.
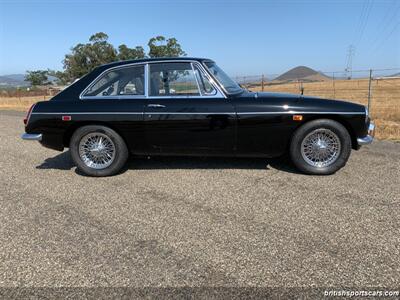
365, 106, 369, 122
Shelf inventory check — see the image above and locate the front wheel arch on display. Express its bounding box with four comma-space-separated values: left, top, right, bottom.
290, 115, 358, 150
289, 118, 352, 175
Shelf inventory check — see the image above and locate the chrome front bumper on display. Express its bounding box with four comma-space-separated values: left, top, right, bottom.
357, 122, 375, 145
21, 133, 42, 141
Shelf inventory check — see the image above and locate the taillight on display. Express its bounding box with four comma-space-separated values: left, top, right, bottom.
24, 104, 36, 126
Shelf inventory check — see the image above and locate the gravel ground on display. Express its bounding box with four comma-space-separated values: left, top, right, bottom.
0, 110, 399, 297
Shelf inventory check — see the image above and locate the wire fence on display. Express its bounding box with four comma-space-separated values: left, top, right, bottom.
234, 68, 400, 140
0, 68, 399, 139
0, 86, 62, 99
234, 68, 400, 94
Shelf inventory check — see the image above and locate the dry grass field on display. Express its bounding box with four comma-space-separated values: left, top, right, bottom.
0, 78, 399, 140
250, 77, 400, 140
0, 95, 51, 111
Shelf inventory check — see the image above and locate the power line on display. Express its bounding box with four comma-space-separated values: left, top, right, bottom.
368, 2, 400, 55
354, 0, 374, 47
352, 0, 369, 45
371, 21, 400, 55
346, 0, 374, 73
369, 0, 398, 43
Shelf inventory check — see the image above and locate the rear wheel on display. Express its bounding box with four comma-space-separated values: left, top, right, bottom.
290, 119, 351, 175
70, 125, 128, 177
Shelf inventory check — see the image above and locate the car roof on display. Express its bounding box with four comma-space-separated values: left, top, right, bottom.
51, 57, 215, 100
101, 57, 213, 69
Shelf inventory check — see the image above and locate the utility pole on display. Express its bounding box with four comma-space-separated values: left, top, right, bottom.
299, 80, 304, 95
261, 74, 265, 92
345, 45, 355, 79
367, 69, 373, 112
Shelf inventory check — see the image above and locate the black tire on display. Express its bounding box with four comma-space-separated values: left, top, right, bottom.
289, 119, 351, 175
70, 125, 128, 177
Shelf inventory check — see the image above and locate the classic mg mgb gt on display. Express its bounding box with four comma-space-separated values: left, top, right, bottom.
22, 57, 375, 176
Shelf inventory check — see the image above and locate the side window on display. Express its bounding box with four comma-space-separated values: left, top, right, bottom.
149, 62, 200, 96
193, 64, 217, 96
84, 65, 145, 97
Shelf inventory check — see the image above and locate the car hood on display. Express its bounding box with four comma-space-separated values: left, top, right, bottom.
249, 91, 366, 113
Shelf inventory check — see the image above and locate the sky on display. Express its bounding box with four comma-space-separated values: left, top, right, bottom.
0, 0, 399, 76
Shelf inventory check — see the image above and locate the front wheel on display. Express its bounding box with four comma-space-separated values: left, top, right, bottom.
70, 125, 128, 177
290, 119, 351, 175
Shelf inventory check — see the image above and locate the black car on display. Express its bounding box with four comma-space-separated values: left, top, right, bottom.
22, 57, 375, 176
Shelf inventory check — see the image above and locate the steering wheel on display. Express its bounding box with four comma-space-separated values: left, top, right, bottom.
102, 86, 114, 96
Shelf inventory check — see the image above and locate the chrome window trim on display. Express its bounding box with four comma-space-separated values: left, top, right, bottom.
80, 60, 227, 100
79, 63, 147, 100
192, 61, 225, 98
201, 61, 242, 96
191, 62, 218, 97
146, 61, 225, 99
192, 62, 202, 96
145, 96, 220, 99
144, 63, 149, 98
79, 95, 145, 100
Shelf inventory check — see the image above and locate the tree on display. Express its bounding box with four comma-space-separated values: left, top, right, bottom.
148, 36, 186, 58
55, 33, 186, 83
47, 69, 69, 85
25, 70, 49, 86
117, 44, 146, 61
62, 32, 117, 82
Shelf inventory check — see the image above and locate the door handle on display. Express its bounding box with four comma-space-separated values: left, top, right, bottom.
147, 104, 166, 108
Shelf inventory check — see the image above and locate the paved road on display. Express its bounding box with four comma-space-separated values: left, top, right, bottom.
0, 111, 399, 294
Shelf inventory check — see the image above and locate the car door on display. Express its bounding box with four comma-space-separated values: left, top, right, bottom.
144, 61, 236, 155
79, 63, 147, 154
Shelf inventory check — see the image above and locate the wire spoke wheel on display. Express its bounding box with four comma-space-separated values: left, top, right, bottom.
300, 128, 341, 168
78, 133, 116, 170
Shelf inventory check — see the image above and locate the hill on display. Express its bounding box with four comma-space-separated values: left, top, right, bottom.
0, 74, 29, 87
275, 66, 330, 82
0, 74, 58, 88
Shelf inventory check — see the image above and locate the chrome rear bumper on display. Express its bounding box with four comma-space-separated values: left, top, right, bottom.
21, 133, 42, 141
357, 123, 375, 145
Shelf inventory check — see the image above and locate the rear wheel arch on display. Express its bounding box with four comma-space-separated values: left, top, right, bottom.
69, 125, 129, 176
63, 122, 129, 149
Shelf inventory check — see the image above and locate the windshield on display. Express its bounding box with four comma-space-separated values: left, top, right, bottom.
203, 61, 243, 94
